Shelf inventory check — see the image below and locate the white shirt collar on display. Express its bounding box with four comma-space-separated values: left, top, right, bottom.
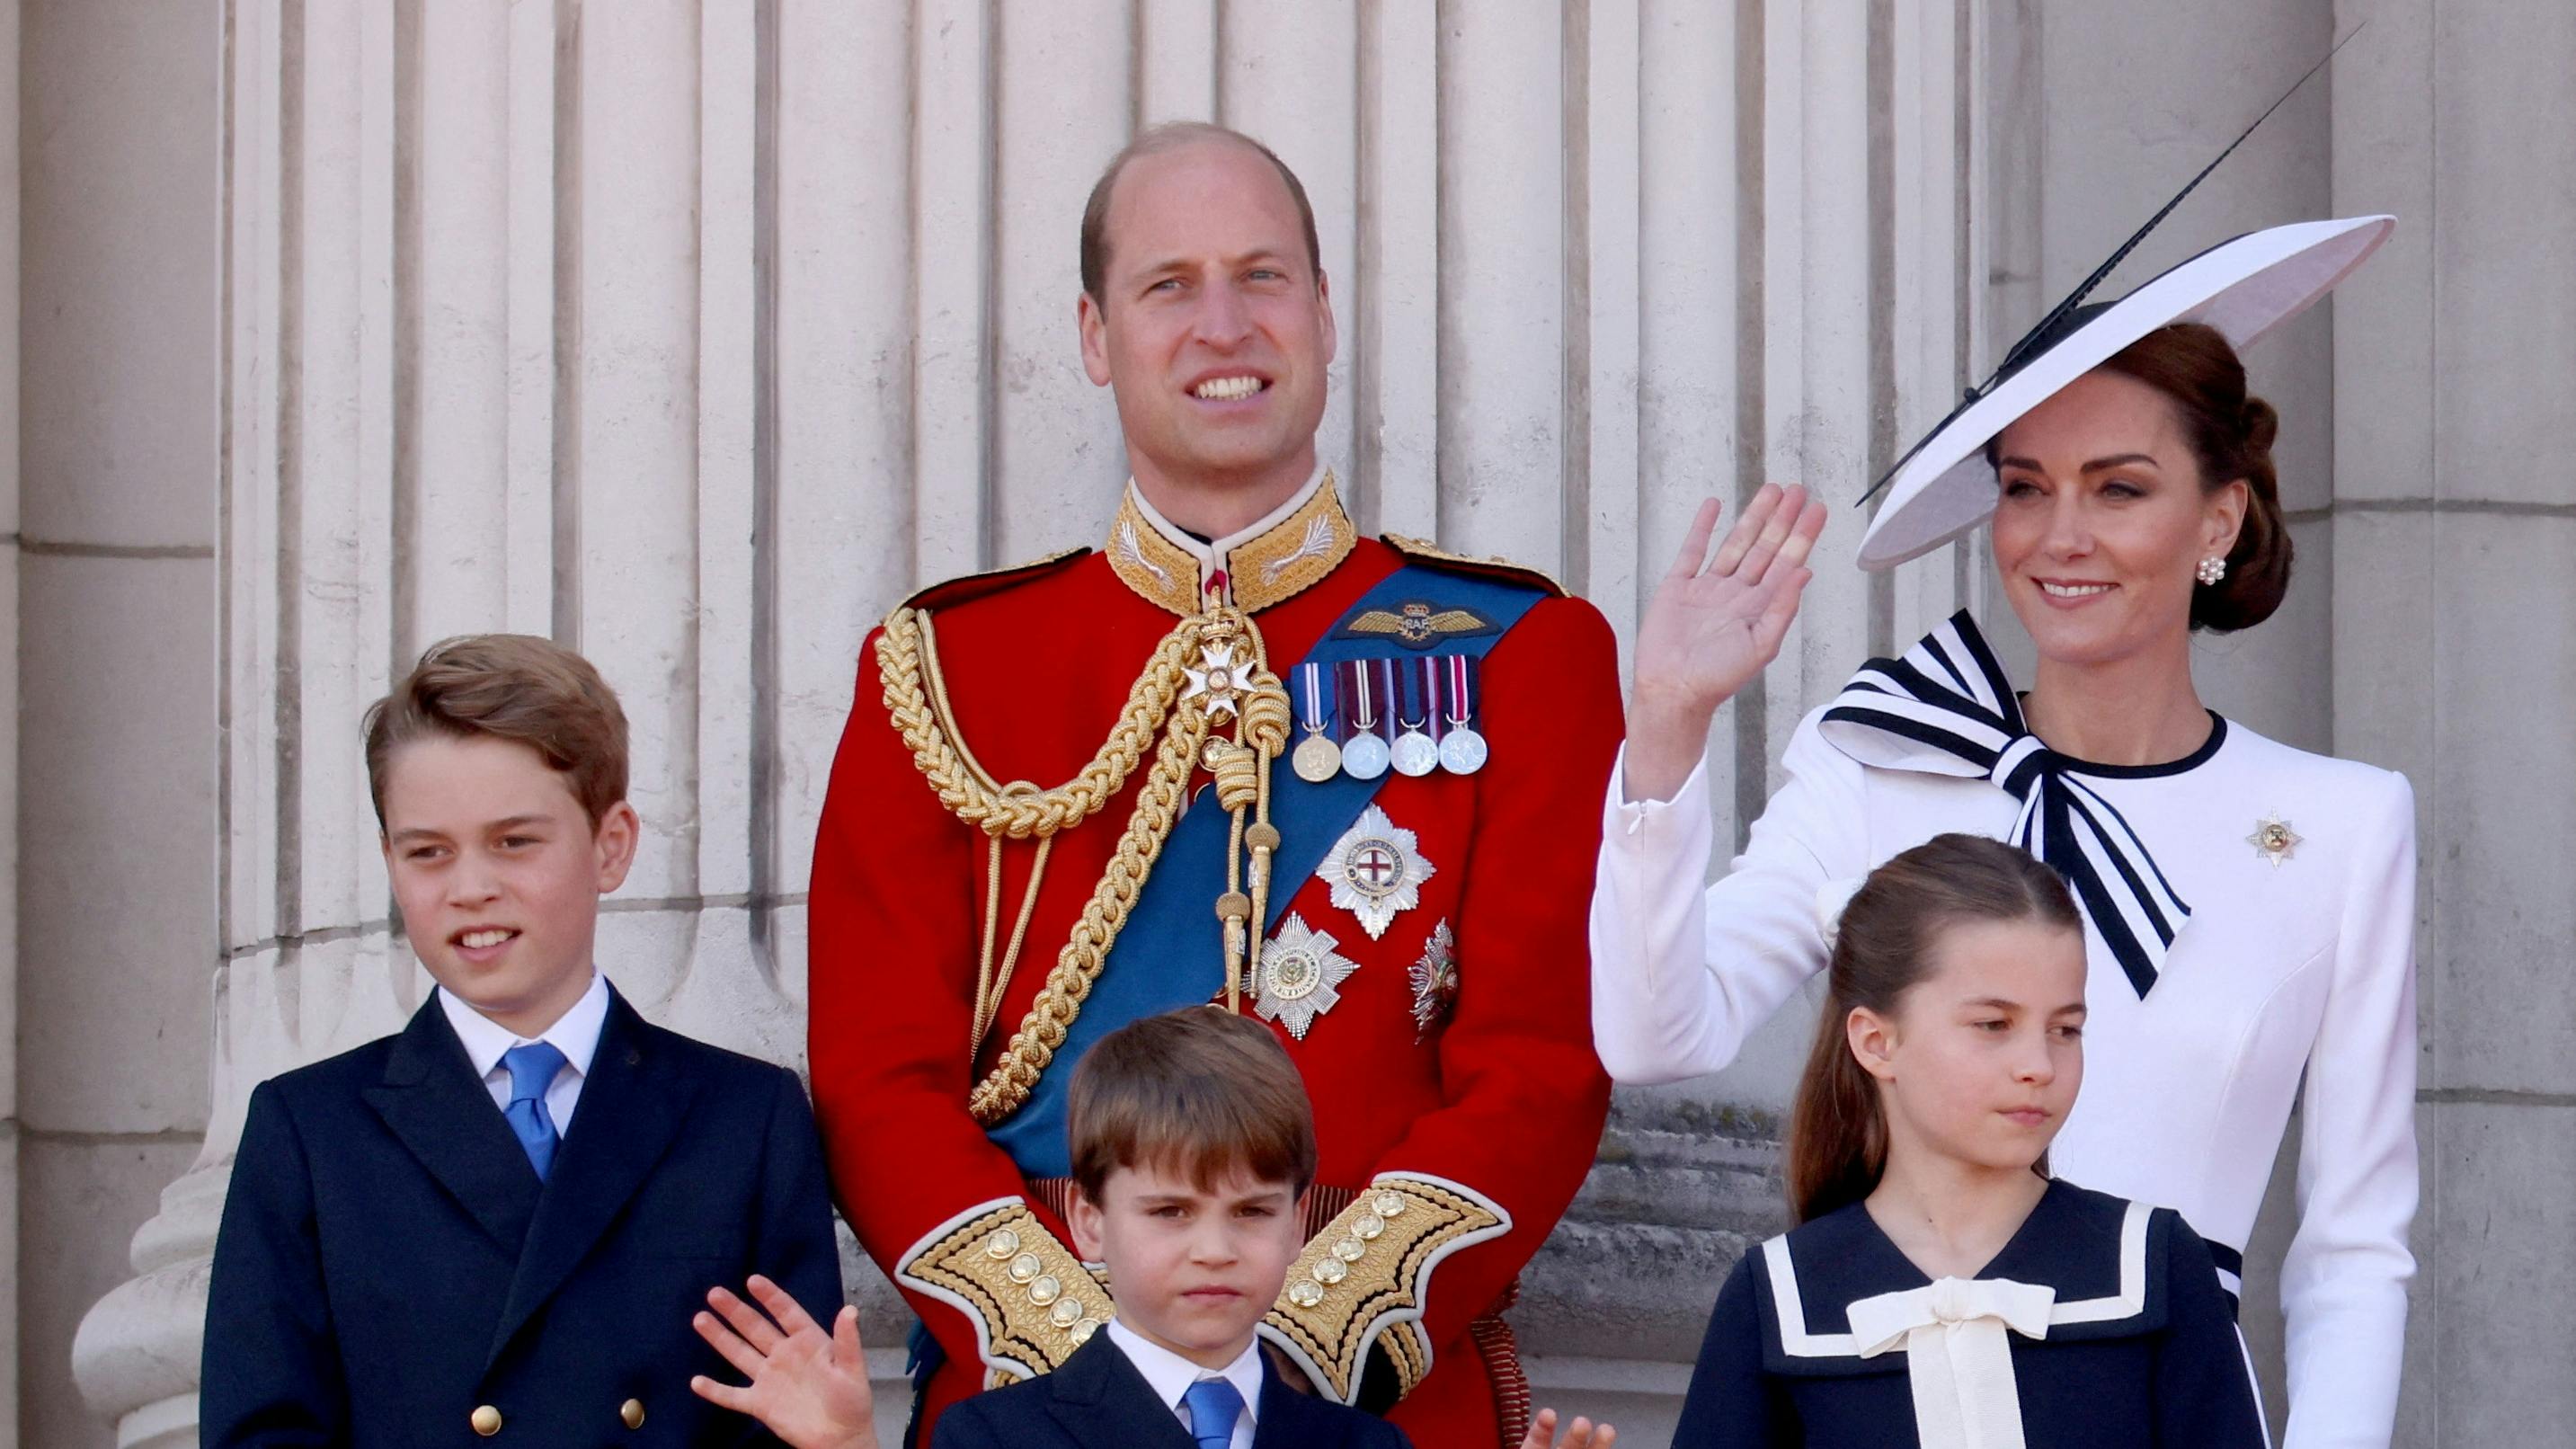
1125, 461, 1328, 593
1104, 1318, 1263, 1427
438, 970, 610, 1081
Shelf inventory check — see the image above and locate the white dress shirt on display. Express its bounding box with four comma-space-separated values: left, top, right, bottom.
438, 970, 610, 1136
1105, 1318, 1261, 1449
1592, 707, 2419, 1449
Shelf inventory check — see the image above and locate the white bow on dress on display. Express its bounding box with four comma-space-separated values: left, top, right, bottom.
1846, 1276, 2056, 1449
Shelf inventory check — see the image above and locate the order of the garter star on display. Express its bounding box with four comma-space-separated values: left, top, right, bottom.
1318, 804, 1435, 940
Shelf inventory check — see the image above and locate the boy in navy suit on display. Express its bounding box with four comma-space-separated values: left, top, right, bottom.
696, 1008, 1613, 1449
201, 635, 851, 1447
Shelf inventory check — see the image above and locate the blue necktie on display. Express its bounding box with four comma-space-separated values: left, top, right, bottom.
501, 1041, 568, 1181
1182, 1378, 1243, 1449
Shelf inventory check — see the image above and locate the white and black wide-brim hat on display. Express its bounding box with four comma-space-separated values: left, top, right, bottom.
1856, 214, 2393, 571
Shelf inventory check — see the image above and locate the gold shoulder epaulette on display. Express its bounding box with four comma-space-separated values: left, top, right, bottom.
1259, 1173, 1514, 1404
1380, 533, 1568, 598
902, 547, 1090, 614
894, 1200, 1115, 1383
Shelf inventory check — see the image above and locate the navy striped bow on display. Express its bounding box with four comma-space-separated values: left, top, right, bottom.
1818, 611, 2189, 997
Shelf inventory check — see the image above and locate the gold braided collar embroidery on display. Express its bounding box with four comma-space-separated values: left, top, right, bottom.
1106, 472, 1357, 616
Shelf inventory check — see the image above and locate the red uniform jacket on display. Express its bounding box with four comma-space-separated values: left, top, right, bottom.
809, 481, 1620, 1448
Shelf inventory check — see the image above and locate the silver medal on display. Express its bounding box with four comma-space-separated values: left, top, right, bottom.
1437, 726, 1488, 775
1390, 726, 1439, 777
1340, 732, 1390, 780
1435, 654, 1487, 774
1338, 658, 1390, 780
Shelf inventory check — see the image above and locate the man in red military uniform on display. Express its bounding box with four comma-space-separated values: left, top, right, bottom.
808, 122, 1621, 1449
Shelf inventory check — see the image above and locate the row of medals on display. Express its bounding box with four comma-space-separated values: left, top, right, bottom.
1291, 712, 1486, 783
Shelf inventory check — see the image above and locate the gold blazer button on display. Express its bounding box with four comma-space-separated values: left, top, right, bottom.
620, 1398, 646, 1430
470, 1405, 503, 1436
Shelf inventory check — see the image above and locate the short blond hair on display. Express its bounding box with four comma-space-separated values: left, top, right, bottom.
363, 634, 629, 829
1069, 1008, 1318, 1203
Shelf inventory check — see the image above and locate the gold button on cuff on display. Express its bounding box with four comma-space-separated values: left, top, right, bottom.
1070, 1315, 1103, 1344
620, 1399, 645, 1430
1287, 1279, 1326, 1308
1028, 1273, 1062, 1307
1355, 1213, 1387, 1240
1049, 1298, 1083, 1329
984, 1228, 1022, 1260
1373, 1191, 1408, 1218
1311, 1258, 1349, 1286
470, 1405, 503, 1436
1333, 1237, 1366, 1263
1008, 1251, 1043, 1285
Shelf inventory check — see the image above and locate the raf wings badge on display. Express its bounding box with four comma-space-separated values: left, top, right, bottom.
1330, 600, 1500, 651
1318, 804, 1436, 939
1254, 914, 1364, 1040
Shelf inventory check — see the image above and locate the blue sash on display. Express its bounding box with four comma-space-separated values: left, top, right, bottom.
983, 564, 1547, 1177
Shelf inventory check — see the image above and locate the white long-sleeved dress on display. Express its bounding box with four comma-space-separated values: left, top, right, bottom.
1594, 683, 2419, 1449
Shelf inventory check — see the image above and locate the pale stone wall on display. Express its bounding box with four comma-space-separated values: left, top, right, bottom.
20, 2, 2564, 1447
2329, 1, 2576, 1441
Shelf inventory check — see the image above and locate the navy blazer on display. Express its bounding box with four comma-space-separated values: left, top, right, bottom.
929, 1332, 1411, 1449
201, 985, 844, 1448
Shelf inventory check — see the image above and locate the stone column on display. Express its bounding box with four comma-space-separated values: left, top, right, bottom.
30, 3, 224, 1446
2333, 0, 2576, 1442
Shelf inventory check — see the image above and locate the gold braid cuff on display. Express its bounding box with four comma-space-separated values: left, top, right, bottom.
893, 1200, 1115, 1385
1257, 1174, 1515, 1405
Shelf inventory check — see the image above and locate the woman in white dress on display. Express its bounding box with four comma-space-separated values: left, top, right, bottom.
1593, 217, 2416, 1449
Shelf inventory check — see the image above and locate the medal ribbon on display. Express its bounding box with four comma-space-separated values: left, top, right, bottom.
1445, 655, 1476, 730
1338, 660, 1373, 742
1298, 662, 1330, 733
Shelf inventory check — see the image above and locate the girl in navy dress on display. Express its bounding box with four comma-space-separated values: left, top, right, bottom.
1674, 833, 2262, 1449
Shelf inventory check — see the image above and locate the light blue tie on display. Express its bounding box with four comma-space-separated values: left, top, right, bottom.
501, 1041, 568, 1182
1182, 1377, 1243, 1449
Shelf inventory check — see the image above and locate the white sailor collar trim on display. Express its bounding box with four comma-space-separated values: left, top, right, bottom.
1753, 1181, 2171, 1377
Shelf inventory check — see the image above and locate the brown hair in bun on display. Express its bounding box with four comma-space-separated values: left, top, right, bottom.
2095, 322, 2290, 632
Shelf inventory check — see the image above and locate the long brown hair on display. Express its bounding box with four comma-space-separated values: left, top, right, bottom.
1784, 834, 2082, 1223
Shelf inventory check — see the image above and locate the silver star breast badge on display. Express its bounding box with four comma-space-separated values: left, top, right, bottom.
1182, 643, 1248, 718
2247, 813, 2302, 867
1317, 804, 1436, 939
1408, 919, 1459, 1042
1254, 914, 1363, 1040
